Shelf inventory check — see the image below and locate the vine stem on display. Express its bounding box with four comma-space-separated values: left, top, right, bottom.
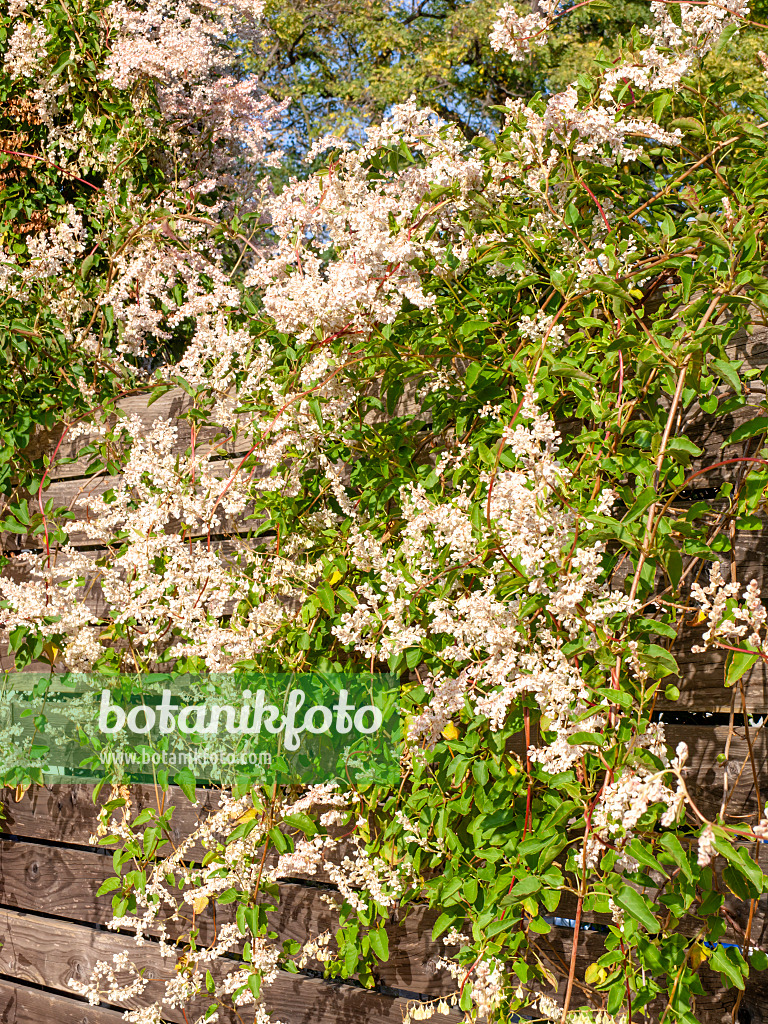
560, 894, 583, 1024
560, 799, 597, 1024
38, 423, 71, 569
627, 351, 692, 604
0, 145, 101, 190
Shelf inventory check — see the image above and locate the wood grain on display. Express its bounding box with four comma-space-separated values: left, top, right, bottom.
20, 383, 424, 483
0, 782, 216, 858
0, 838, 453, 997
540, 925, 768, 1023
5, 526, 768, 708
3, 782, 768, 1023
0, 977, 127, 1024
0, 907, 459, 1024
10, 462, 270, 548
20, 388, 247, 480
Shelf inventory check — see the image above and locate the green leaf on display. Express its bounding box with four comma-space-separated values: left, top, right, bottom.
659, 833, 694, 881
669, 117, 704, 135
714, 21, 740, 55
667, 436, 702, 458
369, 925, 389, 961
710, 944, 745, 990
725, 416, 768, 446
712, 833, 765, 892
283, 812, 318, 838
591, 276, 633, 302
512, 876, 541, 897
596, 687, 632, 709
642, 644, 679, 678
711, 358, 743, 394
567, 731, 606, 747
248, 973, 262, 1000
405, 647, 422, 669
725, 649, 758, 687
432, 911, 459, 941
653, 92, 672, 124
174, 768, 197, 804
613, 886, 659, 933
96, 876, 122, 897
316, 583, 335, 615
623, 487, 656, 523
625, 840, 666, 875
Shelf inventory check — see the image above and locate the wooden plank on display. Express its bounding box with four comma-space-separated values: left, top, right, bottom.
0, 536, 271, 621
2, 898, 760, 1024
0, 907, 458, 1024
2, 781, 766, 942
0, 784, 383, 888
21, 383, 424, 483
0, 839, 454, 997
0, 783, 216, 859
20, 388, 248, 480
668, 724, 768, 824
3, 784, 768, 1022
0, 977, 127, 1024
667, 638, 768, 713
15, 463, 269, 547
5, 714, 768, 848
3, 712, 768, 842
3, 521, 768, 709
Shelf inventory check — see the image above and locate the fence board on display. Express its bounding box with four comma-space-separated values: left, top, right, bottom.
4, 782, 768, 1021
0, 977, 127, 1024
0, 907, 459, 1024
543, 925, 768, 1024
0, 783, 216, 857
20, 383, 424, 483
21, 389, 246, 480
0, 838, 453, 997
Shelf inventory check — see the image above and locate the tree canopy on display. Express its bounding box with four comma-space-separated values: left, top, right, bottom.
251, 0, 768, 163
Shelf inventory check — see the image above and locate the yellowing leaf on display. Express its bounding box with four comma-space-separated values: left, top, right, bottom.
442, 722, 459, 741
522, 897, 538, 917
235, 807, 257, 824
192, 896, 209, 914
585, 963, 608, 986
690, 943, 711, 969
328, 570, 343, 585
42, 642, 60, 660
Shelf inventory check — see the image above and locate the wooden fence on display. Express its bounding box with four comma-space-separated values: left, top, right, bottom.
3, 315, 768, 1022
0, 783, 465, 1024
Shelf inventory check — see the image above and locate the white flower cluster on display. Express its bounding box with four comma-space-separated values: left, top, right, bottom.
2, 18, 50, 78
506, 84, 682, 174
649, 0, 749, 55
244, 98, 485, 343
579, 741, 690, 870
330, 390, 638, 767
489, 5, 549, 61
516, 308, 566, 352
105, 0, 283, 181
691, 561, 768, 655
